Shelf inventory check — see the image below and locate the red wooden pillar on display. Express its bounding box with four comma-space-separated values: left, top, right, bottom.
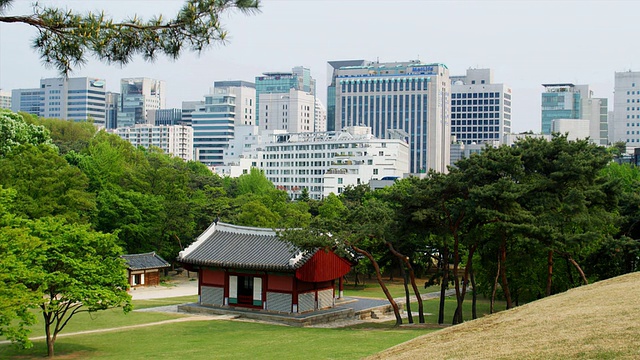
223, 269, 229, 305
292, 277, 299, 313
262, 271, 268, 310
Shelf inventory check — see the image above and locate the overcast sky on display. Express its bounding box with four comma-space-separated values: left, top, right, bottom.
1, 0, 639, 132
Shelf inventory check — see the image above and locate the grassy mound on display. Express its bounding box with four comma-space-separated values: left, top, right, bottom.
368, 272, 640, 360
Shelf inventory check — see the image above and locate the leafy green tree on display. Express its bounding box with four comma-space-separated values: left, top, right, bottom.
25, 115, 97, 154
0, 109, 53, 157
282, 197, 404, 326
0, 0, 260, 75
0, 144, 95, 222
234, 168, 276, 197
516, 135, 616, 295
298, 187, 311, 202
0, 187, 44, 349
25, 218, 131, 358
234, 199, 281, 228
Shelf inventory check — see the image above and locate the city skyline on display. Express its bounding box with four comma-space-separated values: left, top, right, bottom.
1, 1, 639, 133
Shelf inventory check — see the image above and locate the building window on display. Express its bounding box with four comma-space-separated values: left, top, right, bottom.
373, 169, 378, 175
338, 178, 343, 184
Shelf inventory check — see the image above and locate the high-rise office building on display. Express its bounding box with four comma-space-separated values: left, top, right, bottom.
255, 66, 316, 126
258, 89, 314, 132
327, 60, 368, 132
541, 84, 582, 135
117, 78, 165, 127
181, 100, 204, 126
331, 59, 451, 174
12, 77, 106, 127
105, 92, 119, 129
450, 69, 512, 144
192, 81, 255, 166
541, 83, 607, 145
612, 71, 640, 150
150, 108, 183, 126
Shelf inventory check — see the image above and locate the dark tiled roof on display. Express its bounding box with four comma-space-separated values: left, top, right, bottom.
178, 222, 314, 271
121, 252, 171, 270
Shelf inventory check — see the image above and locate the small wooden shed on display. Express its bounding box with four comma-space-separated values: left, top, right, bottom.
178, 222, 352, 313
121, 252, 171, 287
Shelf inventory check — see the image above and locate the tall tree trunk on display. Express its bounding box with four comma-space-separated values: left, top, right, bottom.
453, 244, 476, 325
545, 249, 554, 296
386, 242, 424, 323
399, 263, 413, 323
42, 308, 55, 358
500, 241, 513, 309
567, 256, 588, 285
438, 247, 449, 325
451, 233, 462, 325
490, 251, 501, 314
470, 261, 477, 320
565, 256, 575, 286
352, 245, 402, 326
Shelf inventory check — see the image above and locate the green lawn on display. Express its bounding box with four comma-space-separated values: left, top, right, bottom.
132, 295, 199, 310
1, 290, 501, 359
2, 320, 430, 359
0, 298, 193, 341
342, 278, 440, 299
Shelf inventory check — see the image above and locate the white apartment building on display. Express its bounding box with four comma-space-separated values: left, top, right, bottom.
450, 69, 512, 145
216, 126, 409, 200
332, 60, 450, 174
259, 88, 314, 133
117, 78, 166, 127
551, 119, 590, 141
0, 89, 11, 109
612, 71, 640, 151
114, 124, 194, 161
215, 125, 273, 177
315, 98, 327, 132
12, 77, 107, 127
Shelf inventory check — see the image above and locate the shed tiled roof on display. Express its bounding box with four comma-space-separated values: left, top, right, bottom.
177, 222, 314, 271
121, 252, 171, 271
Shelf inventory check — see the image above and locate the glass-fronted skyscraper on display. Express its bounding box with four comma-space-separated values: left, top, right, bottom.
541, 83, 607, 145
541, 84, 582, 134
117, 78, 166, 128
331, 60, 451, 174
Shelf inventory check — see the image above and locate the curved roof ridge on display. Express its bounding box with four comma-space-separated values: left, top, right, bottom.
215, 222, 278, 236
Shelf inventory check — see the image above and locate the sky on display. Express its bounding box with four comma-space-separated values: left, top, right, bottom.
1, 0, 640, 133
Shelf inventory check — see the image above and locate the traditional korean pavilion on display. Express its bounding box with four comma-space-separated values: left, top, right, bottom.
121, 252, 171, 287
178, 222, 352, 313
